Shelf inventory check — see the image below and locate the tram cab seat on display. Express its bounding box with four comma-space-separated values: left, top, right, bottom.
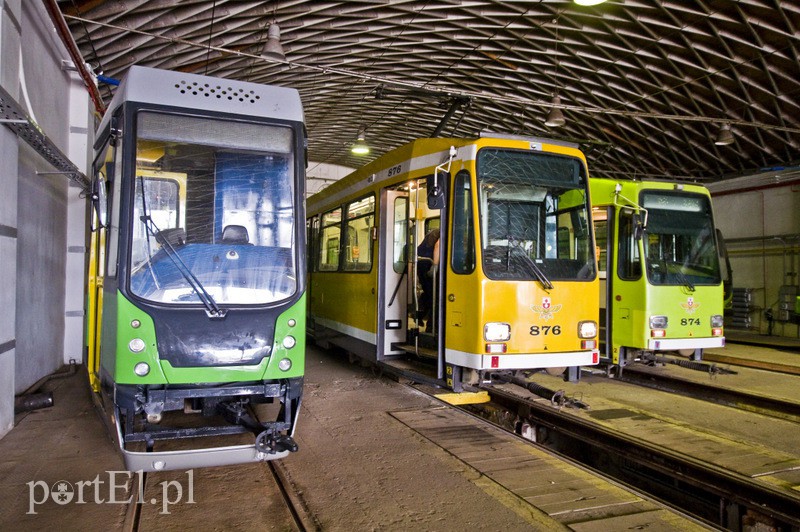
222, 224, 251, 245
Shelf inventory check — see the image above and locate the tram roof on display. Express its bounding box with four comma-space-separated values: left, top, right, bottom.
98, 65, 303, 134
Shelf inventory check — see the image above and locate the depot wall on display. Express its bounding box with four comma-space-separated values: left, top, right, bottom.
0, 0, 90, 439
712, 182, 800, 338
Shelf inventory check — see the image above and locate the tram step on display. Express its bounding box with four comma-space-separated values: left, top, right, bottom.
394, 344, 438, 359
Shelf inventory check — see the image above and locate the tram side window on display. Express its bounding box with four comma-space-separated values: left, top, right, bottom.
393, 197, 409, 274
594, 219, 608, 274
318, 208, 341, 271
343, 195, 375, 272
307, 216, 318, 273
617, 209, 642, 280
451, 171, 475, 274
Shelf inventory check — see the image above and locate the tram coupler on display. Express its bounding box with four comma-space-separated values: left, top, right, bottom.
255, 429, 298, 454
217, 401, 299, 454
216, 400, 263, 432
640, 352, 668, 367
493, 373, 590, 410
666, 357, 737, 376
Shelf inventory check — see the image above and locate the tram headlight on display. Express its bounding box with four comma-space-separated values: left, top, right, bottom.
649, 315, 668, 329
484, 322, 511, 342
710, 315, 724, 328
578, 320, 597, 338
128, 338, 146, 353
278, 358, 292, 371
133, 362, 150, 377
282, 335, 296, 349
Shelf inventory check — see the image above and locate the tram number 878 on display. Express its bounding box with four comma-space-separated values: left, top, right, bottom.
530, 325, 561, 336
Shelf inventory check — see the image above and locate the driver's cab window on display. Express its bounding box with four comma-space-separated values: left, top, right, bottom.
92, 128, 121, 277
617, 209, 642, 280
131, 172, 184, 271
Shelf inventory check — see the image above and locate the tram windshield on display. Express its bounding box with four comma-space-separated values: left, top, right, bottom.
641, 191, 721, 287
129, 111, 297, 306
477, 149, 595, 282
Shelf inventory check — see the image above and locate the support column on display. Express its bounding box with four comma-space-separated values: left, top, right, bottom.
64, 67, 90, 365
0, 0, 22, 439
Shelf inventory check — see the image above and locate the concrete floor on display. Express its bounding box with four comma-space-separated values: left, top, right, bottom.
0, 347, 536, 530
4, 335, 793, 531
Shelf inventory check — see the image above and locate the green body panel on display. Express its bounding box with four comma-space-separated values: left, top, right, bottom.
612, 284, 723, 351
590, 178, 724, 364
99, 285, 119, 379
113, 292, 306, 385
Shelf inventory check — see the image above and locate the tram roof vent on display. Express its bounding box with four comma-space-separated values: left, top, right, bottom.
172, 79, 262, 105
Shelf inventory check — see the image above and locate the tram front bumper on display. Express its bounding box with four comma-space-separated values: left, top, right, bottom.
446, 348, 599, 371
648, 337, 725, 351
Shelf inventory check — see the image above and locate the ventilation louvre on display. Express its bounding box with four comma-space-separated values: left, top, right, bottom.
173, 80, 262, 104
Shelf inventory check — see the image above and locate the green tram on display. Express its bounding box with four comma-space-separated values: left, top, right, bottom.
590, 178, 728, 374
87, 66, 306, 471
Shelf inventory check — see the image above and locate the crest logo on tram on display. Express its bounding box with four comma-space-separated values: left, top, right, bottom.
531, 297, 562, 321
681, 296, 700, 314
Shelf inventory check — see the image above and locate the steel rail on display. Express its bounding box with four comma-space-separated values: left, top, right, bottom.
618, 366, 800, 423
702, 352, 800, 376
484, 384, 800, 530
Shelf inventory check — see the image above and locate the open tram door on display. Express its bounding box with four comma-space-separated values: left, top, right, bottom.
593, 202, 645, 372
378, 188, 411, 360
377, 157, 451, 385
377, 183, 443, 356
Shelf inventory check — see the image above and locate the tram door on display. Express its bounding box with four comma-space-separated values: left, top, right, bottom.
592, 207, 611, 357
378, 189, 410, 358
599, 206, 642, 366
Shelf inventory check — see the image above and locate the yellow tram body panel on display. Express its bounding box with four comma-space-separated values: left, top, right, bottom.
311, 271, 379, 341
308, 134, 600, 383
445, 278, 598, 359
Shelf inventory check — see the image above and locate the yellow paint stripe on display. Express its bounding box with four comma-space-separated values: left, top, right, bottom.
436, 391, 491, 405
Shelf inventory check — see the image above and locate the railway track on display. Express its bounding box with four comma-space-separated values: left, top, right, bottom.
703, 351, 800, 376
266, 458, 322, 532
614, 364, 800, 423
474, 382, 800, 531
375, 353, 800, 530
121, 453, 316, 531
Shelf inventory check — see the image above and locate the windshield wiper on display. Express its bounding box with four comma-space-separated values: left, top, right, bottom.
674, 269, 696, 292
136, 176, 223, 318
140, 215, 226, 318
508, 239, 554, 291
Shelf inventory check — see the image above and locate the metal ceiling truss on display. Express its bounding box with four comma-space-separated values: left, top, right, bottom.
56, 0, 800, 183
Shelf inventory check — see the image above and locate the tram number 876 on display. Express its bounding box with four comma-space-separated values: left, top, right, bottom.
530, 325, 561, 336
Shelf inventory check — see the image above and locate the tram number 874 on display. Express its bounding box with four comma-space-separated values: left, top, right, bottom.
681, 318, 700, 326
530, 325, 562, 336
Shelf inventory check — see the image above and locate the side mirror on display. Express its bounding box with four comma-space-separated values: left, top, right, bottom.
716, 228, 733, 305
632, 213, 644, 240
92, 176, 109, 230
427, 171, 447, 210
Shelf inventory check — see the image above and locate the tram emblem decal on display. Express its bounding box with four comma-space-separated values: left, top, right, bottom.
531, 297, 562, 321
681, 297, 700, 314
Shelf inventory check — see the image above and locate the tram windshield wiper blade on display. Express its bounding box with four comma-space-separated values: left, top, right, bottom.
139, 215, 225, 317
508, 240, 554, 291
675, 269, 696, 292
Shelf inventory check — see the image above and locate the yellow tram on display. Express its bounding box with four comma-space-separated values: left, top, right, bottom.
307, 134, 599, 391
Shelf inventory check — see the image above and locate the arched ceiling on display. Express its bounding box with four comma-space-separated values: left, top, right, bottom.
57, 0, 800, 184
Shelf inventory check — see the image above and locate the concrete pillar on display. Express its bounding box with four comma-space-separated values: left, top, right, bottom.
0, 0, 22, 438
64, 69, 90, 365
